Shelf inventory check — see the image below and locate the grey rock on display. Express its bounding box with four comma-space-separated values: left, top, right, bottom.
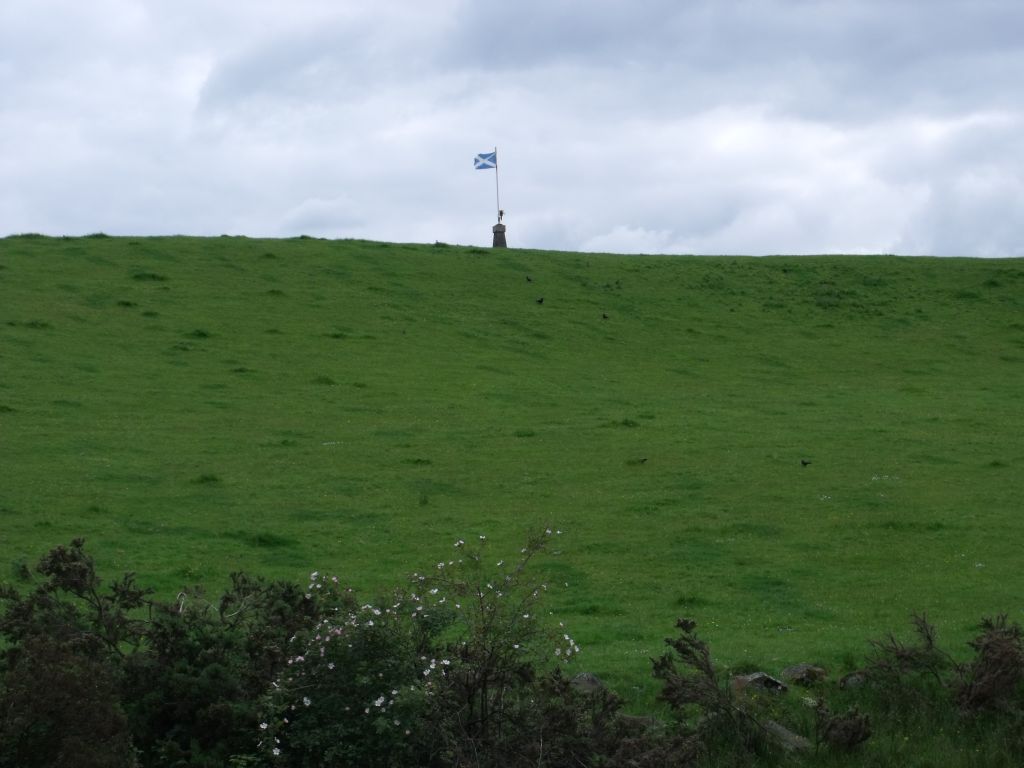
840, 670, 869, 689
781, 663, 828, 686
570, 672, 607, 695
731, 672, 788, 696
764, 719, 812, 752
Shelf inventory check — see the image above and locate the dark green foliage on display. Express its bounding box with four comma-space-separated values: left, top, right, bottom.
955, 615, 1024, 714
256, 577, 430, 767
0, 541, 319, 768
0, 539, 150, 657
124, 574, 318, 766
0, 634, 136, 768
0, 539, 147, 768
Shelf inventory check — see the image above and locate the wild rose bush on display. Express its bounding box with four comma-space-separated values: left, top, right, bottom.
255, 574, 439, 767
255, 529, 582, 767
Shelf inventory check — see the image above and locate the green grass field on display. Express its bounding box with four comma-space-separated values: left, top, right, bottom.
2, 234, 1022, 702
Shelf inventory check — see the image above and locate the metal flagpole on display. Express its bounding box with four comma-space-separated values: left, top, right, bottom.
493, 146, 500, 220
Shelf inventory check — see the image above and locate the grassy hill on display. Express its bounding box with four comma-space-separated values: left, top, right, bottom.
2, 234, 1022, 700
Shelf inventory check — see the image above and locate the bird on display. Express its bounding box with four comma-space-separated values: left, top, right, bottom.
536, 297, 544, 304
602, 313, 609, 319
801, 459, 812, 467
526, 275, 532, 283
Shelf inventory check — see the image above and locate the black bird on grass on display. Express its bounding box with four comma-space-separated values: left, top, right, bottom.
526, 275, 533, 282
536, 297, 544, 304
602, 313, 609, 319
801, 459, 812, 467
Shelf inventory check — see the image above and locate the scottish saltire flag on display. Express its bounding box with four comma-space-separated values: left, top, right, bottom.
474, 151, 497, 169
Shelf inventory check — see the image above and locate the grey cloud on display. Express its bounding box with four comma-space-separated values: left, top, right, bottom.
442, 0, 1024, 119
197, 26, 371, 111
3, 0, 1023, 255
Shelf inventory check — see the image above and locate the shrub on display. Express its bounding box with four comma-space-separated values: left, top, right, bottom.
955, 615, 1024, 714
255, 574, 435, 767
253, 529, 625, 768
414, 531, 584, 762
11, 538, 1024, 767
0, 634, 137, 768
124, 574, 319, 766
0, 539, 147, 768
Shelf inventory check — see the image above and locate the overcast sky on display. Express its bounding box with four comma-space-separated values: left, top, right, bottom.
2, 1, 1023, 255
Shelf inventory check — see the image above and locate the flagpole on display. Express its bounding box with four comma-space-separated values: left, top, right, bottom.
493, 146, 500, 220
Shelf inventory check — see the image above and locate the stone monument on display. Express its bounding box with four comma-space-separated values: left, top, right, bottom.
492, 209, 507, 248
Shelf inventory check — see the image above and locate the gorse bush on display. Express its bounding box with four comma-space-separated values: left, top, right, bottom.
0, 539, 146, 768
125, 574, 318, 766
0, 633, 136, 768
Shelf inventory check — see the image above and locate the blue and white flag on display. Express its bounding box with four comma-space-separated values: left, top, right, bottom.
474, 151, 497, 170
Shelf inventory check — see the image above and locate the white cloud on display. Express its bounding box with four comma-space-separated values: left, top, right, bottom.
1, 0, 1022, 255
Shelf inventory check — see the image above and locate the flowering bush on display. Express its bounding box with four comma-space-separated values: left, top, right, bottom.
253, 529, 587, 767
255, 573, 441, 767
416, 529, 581, 762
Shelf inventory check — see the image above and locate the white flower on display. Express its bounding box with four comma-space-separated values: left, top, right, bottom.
273, 747, 281, 756
303, 696, 311, 706
260, 722, 268, 730
479, 534, 487, 540
374, 695, 386, 707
